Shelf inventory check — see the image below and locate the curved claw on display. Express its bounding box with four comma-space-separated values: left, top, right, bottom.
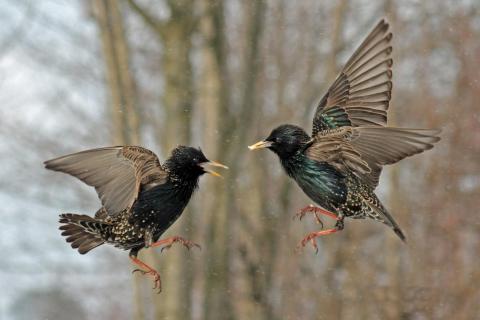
296, 234, 319, 253
132, 268, 162, 293
159, 240, 201, 252
293, 212, 303, 221
160, 245, 173, 253
132, 268, 146, 275
293, 205, 325, 227
152, 274, 162, 293
296, 228, 340, 253
313, 213, 324, 229
184, 242, 201, 251
129, 255, 163, 293
153, 236, 202, 253
294, 205, 341, 230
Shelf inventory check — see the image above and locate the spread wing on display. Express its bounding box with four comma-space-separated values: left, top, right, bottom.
44, 146, 167, 216
306, 127, 441, 188
312, 19, 393, 135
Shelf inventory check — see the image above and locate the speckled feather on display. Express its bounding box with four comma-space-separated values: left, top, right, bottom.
47, 146, 209, 254
251, 19, 441, 241
279, 146, 405, 239
312, 19, 393, 135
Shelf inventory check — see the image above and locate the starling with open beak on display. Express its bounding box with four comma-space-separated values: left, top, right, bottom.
249, 19, 440, 251
45, 146, 227, 292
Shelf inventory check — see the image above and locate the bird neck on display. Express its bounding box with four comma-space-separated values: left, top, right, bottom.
280, 153, 305, 179
279, 151, 309, 178
163, 159, 203, 192
167, 170, 200, 194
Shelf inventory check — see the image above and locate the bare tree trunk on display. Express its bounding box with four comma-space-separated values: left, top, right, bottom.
124, 1, 196, 319
199, 1, 267, 319
93, 0, 140, 145
157, 6, 195, 318
196, 2, 227, 319
154, 3, 195, 319
91, 0, 142, 319
198, 1, 234, 319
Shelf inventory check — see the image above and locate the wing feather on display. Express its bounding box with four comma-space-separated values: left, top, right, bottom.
306, 127, 441, 188
44, 146, 167, 216
306, 129, 371, 176
312, 19, 393, 134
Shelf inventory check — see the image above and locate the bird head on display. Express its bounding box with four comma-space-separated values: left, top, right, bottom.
248, 124, 312, 159
166, 146, 228, 179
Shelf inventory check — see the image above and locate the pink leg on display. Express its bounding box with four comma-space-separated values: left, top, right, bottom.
130, 255, 162, 293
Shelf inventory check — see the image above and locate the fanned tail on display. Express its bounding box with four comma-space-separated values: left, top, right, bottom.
59, 213, 109, 254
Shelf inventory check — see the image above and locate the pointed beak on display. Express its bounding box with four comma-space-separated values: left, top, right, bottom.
248, 140, 272, 150
200, 161, 228, 178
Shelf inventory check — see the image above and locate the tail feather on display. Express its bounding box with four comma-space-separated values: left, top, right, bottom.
370, 204, 406, 242
59, 213, 108, 254
393, 227, 406, 242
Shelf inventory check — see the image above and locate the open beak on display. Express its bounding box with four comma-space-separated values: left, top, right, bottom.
248, 140, 272, 150
200, 161, 228, 178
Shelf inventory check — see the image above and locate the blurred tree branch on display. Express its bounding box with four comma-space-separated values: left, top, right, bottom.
126, 0, 166, 38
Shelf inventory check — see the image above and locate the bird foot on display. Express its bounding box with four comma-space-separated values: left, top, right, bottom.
130, 255, 162, 293
293, 205, 338, 227
296, 228, 340, 254
293, 205, 323, 227
149, 236, 201, 252
132, 268, 162, 293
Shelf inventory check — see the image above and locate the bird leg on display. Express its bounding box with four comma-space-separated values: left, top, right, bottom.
129, 236, 200, 293
149, 236, 201, 252
293, 204, 338, 227
297, 214, 345, 254
130, 254, 162, 293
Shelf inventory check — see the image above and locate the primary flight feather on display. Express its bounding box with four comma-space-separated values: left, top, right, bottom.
249, 19, 440, 251
45, 145, 227, 292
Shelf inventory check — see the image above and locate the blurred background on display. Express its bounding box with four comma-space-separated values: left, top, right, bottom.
0, 0, 479, 319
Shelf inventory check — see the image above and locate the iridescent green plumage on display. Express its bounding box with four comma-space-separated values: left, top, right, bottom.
265, 124, 434, 242
249, 19, 441, 248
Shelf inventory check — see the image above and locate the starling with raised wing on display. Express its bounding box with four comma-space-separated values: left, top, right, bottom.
45, 146, 227, 292
248, 19, 440, 251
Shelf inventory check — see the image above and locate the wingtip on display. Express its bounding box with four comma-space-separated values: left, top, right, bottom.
430, 128, 442, 143
378, 18, 390, 31
44, 158, 60, 170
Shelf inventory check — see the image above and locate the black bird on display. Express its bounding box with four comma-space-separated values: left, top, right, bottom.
45, 146, 227, 292
248, 19, 440, 251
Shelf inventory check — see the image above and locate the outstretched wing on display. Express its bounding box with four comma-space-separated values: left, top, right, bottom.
306, 127, 441, 188
44, 146, 167, 216
312, 19, 393, 135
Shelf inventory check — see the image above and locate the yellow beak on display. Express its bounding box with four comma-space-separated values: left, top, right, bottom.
200, 161, 228, 178
248, 140, 272, 150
